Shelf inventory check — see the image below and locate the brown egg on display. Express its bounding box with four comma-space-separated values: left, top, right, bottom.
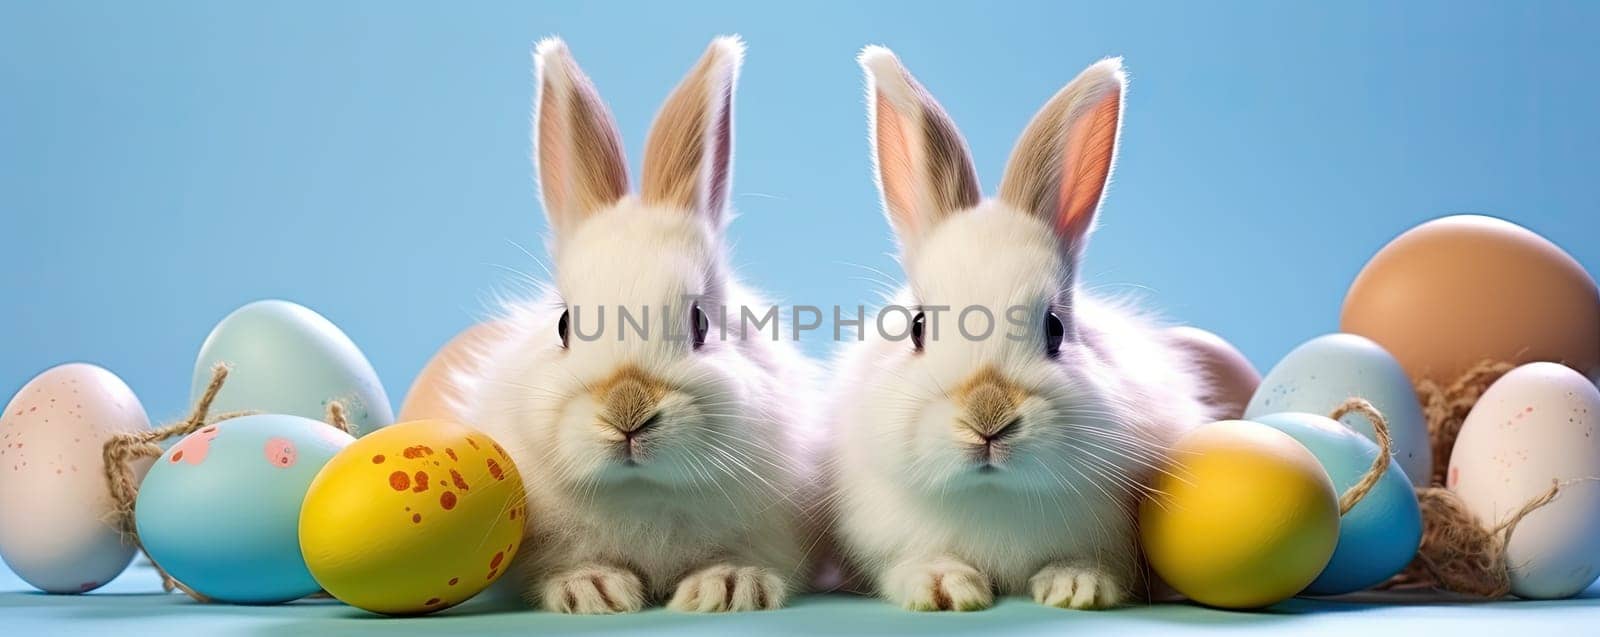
1341, 215, 1600, 385
398, 322, 506, 423
1166, 326, 1261, 420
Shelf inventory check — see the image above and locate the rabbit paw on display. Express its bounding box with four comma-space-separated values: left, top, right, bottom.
1029, 564, 1124, 610
885, 558, 993, 611
541, 565, 646, 614
668, 564, 787, 612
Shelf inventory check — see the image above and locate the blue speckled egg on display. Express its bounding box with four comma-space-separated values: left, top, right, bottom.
135, 414, 355, 603
1245, 333, 1431, 486
1252, 412, 1422, 596
193, 300, 393, 433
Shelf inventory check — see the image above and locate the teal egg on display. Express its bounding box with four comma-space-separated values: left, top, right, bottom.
135, 414, 355, 603
193, 300, 393, 433
1245, 333, 1431, 486
1252, 412, 1422, 596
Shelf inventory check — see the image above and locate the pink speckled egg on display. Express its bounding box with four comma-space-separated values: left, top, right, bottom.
0, 363, 152, 593
1448, 362, 1600, 599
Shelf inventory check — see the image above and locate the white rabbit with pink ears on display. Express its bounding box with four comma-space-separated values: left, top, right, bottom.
459, 36, 821, 614
824, 46, 1211, 611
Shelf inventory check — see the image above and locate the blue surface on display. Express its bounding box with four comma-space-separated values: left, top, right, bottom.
3, 1, 1599, 421
5, 559, 1600, 635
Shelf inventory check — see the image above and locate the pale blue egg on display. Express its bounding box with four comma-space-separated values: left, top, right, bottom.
135, 414, 355, 603
1253, 412, 1422, 596
1245, 333, 1431, 486
193, 300, 393, 433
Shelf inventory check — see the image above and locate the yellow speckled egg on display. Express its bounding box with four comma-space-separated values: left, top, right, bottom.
299, 420, 526, 615
1140, 420, 1339, 609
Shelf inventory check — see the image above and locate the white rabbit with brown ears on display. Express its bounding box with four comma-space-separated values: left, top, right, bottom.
825, 47, 1209, 611
460, 36, 820, 614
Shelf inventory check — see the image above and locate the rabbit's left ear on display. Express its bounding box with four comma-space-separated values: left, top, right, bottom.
861, 46, 980, 254
641, 36, 743, 227
998, 58, 1126, 255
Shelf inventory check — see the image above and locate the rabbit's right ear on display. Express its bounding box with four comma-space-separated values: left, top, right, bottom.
860, 46, 980, 255
534, 38, 629, 238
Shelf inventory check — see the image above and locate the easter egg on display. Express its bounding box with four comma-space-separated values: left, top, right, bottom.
299, 420, 525, 615
1342, 215, 1600, 385
1166, 326, 1261, 420
136, 414, 354, 603
397, 322, 505, 423
194, 300, 393, 433
0, 364, 151, 593
1447, 362, 1600, 599
1252, 412, 1422, 595
1245, 334, 1431, 486
1141, 420, 1339, 609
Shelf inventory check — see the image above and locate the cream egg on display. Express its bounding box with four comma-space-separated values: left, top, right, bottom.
0, 363, 151, 593
1448, 362, 1600, 599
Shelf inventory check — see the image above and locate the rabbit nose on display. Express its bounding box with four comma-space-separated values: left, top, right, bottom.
959, 366, 1025, 442
978, 416, 1022, 444
597, 366, 669, 438
620, 412, 661, 438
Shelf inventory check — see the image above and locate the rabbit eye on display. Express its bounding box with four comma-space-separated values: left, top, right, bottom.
910, 311, 927, 352
690, 303, 710, 350
1044, 311, 1065, 358
558, 309, 571, 349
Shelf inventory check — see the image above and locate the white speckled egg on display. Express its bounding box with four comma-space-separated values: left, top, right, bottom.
1245, 333, 1432, 486
0, 363, 152, 593
194, 300, 393, 433
1448, 362, 1600, 599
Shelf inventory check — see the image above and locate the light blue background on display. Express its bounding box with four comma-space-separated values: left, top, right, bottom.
3, 0, 1597, 421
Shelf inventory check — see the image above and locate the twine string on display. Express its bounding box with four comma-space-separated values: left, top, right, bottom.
1392, 486, 1511, 597
1491, 480, 1565, 541
1329, 397, 1392, 516
325, 400, 354, 436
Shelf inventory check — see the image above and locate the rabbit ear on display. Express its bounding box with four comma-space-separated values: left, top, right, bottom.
860, 46, 980, 253
534, 38, 629, 238
640, 36, 743, 226
997, 58, 1125, 254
